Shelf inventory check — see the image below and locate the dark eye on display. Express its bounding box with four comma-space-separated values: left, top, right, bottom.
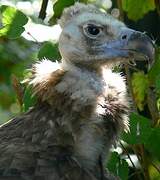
83, 24, 102, 38
87, 25, 100, 36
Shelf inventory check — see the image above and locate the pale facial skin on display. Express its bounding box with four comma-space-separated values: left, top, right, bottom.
59, 10, 155, 70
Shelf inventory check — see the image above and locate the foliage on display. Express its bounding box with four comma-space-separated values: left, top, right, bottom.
107, 152, 129, 180
131, 72, 149, 111
38, 42, 61, 60
0, 0, 160, 180
122, 0, 156, 21
148, 48, 160, 84
22, 86, 37, 112
49, 0, 75, 25
0, 5, 28, 38
122, 113, 152, 145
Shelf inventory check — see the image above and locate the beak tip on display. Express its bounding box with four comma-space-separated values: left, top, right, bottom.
128, 32, 155, 64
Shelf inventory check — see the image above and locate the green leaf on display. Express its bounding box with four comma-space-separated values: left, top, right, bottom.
145, 128, 160, 160
155, 75, 160, 93
131, 71, 149, 111
157, 98, 160, 111
0, 5, 28, 39
107, 152, 129, 180
49, 0, 75, 25
122, 113, 152, 144
38, 42, 61, 61
107, 152, 119, 174
122, 0, 155, 21
48, 0, 98, 25
117, 159, 129, 180
23, 86, 36, 112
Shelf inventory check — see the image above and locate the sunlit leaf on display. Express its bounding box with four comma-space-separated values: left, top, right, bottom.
132, 71, 149, 111
122, 113, 152, 144
0, 5, 28, 39
157, 98, 160, 111
149, 162, 160, 180
122, 0, 155, 21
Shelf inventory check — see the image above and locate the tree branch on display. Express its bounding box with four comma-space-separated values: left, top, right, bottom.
120, 142, 136, 169
155, 0, 160, 16
147, 87, 159, 125
39, 0, 49, 20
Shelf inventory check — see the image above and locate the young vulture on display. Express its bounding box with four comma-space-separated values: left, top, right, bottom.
0, 3, 154, 180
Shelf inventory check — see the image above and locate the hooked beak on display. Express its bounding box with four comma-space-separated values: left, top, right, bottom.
99, 27, 155, 65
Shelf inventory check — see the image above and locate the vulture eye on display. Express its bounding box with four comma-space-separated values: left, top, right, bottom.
87, 25, 100, 35
83, 24, 101, 38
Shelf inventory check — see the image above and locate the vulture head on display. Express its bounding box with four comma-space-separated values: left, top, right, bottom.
58, 3, 155, 70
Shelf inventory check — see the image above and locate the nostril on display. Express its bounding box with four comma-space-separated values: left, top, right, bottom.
121, 34, 127, 40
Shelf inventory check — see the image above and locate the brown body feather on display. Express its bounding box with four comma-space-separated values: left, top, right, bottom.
0, 59, 128, 180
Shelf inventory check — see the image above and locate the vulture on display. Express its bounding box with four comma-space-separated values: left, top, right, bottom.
0, 2, 155, 180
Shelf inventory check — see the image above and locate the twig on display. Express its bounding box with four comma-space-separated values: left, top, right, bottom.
139, 144, 151, 180
120, 141, 136, 169
11, 74, 24, 108
39, 0, 49, 20
26, 31, 40, 45
128, 170, 142, 179
155, 0, 160, 16
117, 0, 124, 20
